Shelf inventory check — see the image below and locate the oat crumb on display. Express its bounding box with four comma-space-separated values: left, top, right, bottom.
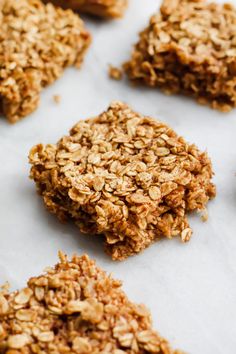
109, 65, 123, 80
53, 95, 61, 104
201, 208, 209, 222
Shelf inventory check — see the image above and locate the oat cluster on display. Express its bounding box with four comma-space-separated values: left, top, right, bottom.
43, 0, 128, 18
29, 102, 215, 260
0, 0, 91, 123
124, 0, 236, 112
0, 253, 180, 353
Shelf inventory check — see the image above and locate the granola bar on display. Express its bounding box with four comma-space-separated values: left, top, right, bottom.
43, 0, 128, 18
29, 102, 216, 260
0, 252, 181, 353
124, 0, 236, 112
0, 0, 91, 123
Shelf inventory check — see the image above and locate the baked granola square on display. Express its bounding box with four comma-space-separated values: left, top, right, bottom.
43, 0, 128, 18
0, 0, 91, 123
124, 0, 236, 112
29, 102, 216, 260
0, 253, 180, 353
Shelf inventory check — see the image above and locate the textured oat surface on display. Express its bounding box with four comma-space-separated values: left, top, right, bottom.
29, 102, 215, 260
43, 0, 128, 18
124, 0, 236, 111
0, 0, 91, 123
0, 253, 181, 353
1, 1, 236, 351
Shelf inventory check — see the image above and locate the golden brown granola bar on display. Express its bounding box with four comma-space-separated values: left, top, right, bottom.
0, 0, 91, 123
29, 102, 216, 260
43, 0, 128, 18
0, 253, 181, 353
124, 0, 236, 112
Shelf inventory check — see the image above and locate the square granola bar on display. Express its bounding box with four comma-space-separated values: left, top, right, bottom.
0, 0, 91, 123
43, 0, 128, 18
124, 0, 236, 112
29, 102, 216, 260
0, 253, 181, 353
